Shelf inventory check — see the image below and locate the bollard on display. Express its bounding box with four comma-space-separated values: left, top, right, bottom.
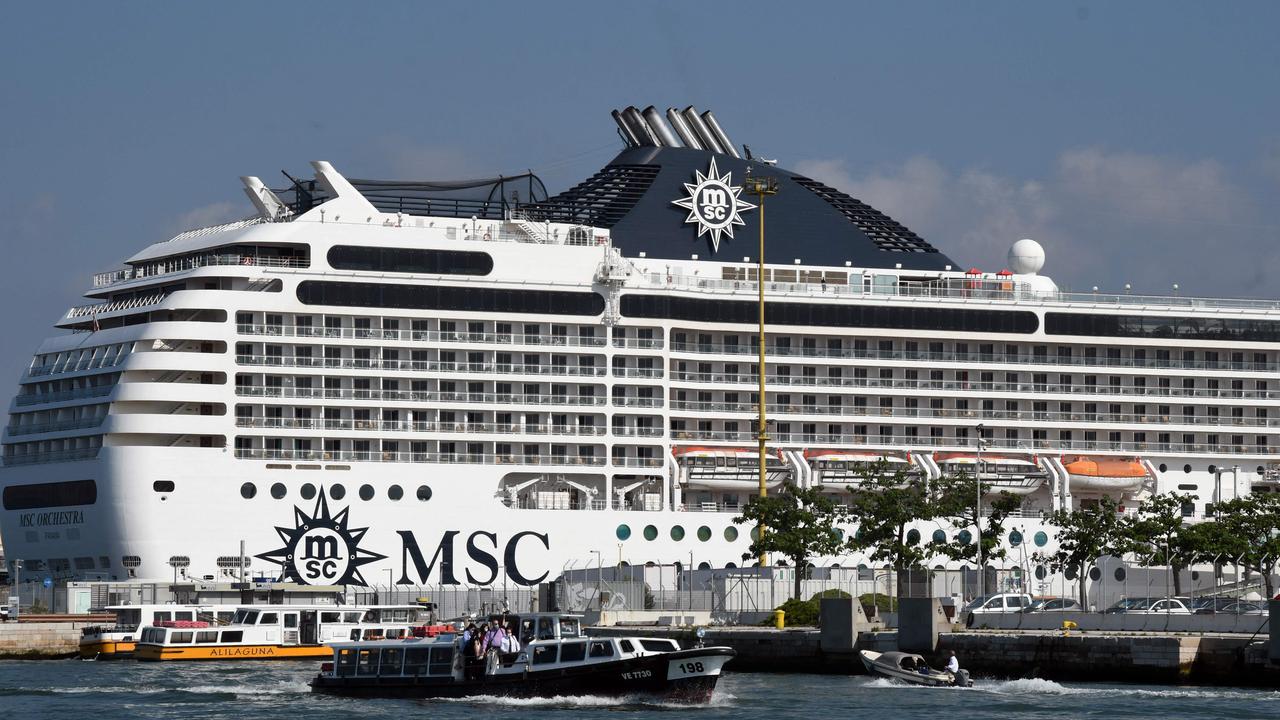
1062, 619, 1078, 637
774, 609, 785, 629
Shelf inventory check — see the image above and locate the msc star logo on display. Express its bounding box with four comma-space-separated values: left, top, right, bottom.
672, 157, 756, 252
256, 489, 386, 586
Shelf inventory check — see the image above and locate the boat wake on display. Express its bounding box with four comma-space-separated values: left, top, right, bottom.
434, 690, 735, 709
977, 678, 1273, 700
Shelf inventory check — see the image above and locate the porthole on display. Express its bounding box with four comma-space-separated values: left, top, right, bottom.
416, 485, 432, 502
643, 525, 658, 541
240, 482, 256, 499
270, 483, 286, 500
1009, 530, 1023, 547
697, 526, 712, 542
388, 485, 403, 501
300, 483, 316, 500
1191, 570, 1201, 581
957, 529, 973, 545
750, 526, 760, 542
1089, 566, 1101, 581
1034, 531, 1049, 547
329, 484, 346, 500
616, 524, 632, 541
724, 527, 739, 542
1035, 565, 1047, 580
645, 561, 656, 567
152, 480, 175, 493
932, 529, 947, 544
1159, 463, 1168, 473
670, 525, 685, 541
359, 484, 374, 501
725, 562, 737, 569
906, 529, 921, 546
1115, 567, 1127, 582
1064, 565, 1077, 580
1208, 464, 1218, 474
1183, 464, 1192, 473
698, 562, 711, 571
1258, 466, 1266, 475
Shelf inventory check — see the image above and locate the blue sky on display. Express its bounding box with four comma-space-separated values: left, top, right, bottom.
1, 1, 1278, 382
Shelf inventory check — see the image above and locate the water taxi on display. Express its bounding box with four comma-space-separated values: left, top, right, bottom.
310, 613, 733, 703
135, 604, 443, 661
79, 604, 239, 659
860, 649, 972, 687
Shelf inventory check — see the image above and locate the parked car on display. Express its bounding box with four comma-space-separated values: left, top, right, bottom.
1019, 597, 1083, 613
0, 605, 8, 621
961, 593, 1033, 627
1193, 598, 1264, 615
1102, 597, 1193, 615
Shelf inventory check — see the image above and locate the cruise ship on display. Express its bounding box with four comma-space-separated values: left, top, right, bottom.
4, 105, 1279, 590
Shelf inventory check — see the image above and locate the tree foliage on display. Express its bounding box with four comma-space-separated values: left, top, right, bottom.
1208, 492, 1280, 596
733, 485, 852, 599
928, 473, 1023, 570
1037, 496, 1132, 608
844, 465, 934, 570
1125, 492, 1203, 595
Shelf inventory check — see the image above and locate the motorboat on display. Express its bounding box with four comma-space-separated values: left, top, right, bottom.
860, 649, 971, 687
310, 613, 734, 703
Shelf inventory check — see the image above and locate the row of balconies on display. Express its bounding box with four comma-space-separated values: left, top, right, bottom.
234, 385, 665, 408
231, 448, 665, 467
234, 323, 663, 349
234, 417, 613, 436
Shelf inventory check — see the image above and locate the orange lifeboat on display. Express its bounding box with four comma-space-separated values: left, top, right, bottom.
1062, 455, 1151, 491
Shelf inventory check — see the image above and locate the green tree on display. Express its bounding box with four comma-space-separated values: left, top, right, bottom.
929, 473, 1024, 581
844, 463, 936, 571
1036, 496, 1132, 608
1208, 493, 1280, 596
733, 485, 852, 600
1125, 492, 1203, 596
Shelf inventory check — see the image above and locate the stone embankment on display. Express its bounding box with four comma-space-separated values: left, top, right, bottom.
0, 615, 112, 659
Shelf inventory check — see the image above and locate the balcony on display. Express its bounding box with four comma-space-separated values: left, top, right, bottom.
14, 385, 115, 406
3, 448, 100, 466
235, 355, 607, 377
236, 324, 608, 348
233, 448, 607, 466
235, 417, 606, 437
234, 386, 607, 407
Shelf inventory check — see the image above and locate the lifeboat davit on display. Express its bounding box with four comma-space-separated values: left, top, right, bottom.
932, 452, 1046, 496
1062, 455, 1151, 492
803, 449, 920, 486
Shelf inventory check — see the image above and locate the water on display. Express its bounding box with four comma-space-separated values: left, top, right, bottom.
1, 660, 1277, 720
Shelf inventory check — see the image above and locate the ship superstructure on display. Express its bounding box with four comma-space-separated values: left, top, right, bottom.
4, 106, 1279, 588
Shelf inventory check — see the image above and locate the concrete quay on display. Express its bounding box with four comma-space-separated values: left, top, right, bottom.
0, 621, 102, 659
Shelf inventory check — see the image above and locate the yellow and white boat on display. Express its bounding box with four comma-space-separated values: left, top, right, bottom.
80, 604, 238, 659
134, 605, 439, 661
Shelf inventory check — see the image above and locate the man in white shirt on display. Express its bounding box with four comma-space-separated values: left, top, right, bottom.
945, 651, 960, 674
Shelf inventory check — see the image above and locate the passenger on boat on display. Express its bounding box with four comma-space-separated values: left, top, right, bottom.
946, 652, 960, 674
902, 656, 916, 671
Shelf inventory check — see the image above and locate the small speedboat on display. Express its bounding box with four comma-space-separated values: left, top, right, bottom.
860, 650, 972, 687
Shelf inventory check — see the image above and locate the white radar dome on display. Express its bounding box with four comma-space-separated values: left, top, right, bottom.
1008, 238, 1045, 275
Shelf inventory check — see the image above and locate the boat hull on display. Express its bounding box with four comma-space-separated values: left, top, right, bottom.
311, 646, 733, 703
859, 650, 970, 687
79, 639, 136, 660
136, 643, 332, 661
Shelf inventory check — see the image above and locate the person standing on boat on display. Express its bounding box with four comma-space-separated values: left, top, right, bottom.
946, 652, 960, 674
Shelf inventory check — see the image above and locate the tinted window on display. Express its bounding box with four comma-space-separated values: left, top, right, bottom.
588, 641, 614, 658
532, 644, 558, 665
298, 281, 605, 317
559, 642, 587, 662
639, 639, 678, 652
428, 646, 454, 675
403, 648, 431, 675
619, 640, 635, 653
620, 295, 1037, 333
1046, 312, 1280, 343
328, 246, 494, 276
170, 632, 193, 644
2, 479, 97, 510
221, 631, 243, 642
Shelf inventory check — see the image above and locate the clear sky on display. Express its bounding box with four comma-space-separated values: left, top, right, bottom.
1, 1, 1278, 383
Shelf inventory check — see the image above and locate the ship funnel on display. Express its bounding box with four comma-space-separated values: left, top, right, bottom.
701, 110, 740, 159
622, 106, 659, 147
681, 106, 725, 154
642, 106, 680, 147
240, 176, 292, 221
666, 108, 704, 150
611, 109, 640, 147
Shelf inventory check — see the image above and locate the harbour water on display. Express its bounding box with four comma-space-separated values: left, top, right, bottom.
1, 660, 1277, 719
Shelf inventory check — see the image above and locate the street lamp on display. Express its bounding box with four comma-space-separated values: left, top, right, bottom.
743, 170, 779, 567
976, 424, 987, 596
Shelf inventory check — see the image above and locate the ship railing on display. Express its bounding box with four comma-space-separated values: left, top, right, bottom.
235, 324, 608, 347
93, 249, 303, 288
14, 385, 115, 406
610, 367, 664, 378
668, 371, 1280, 401
667, 432, 1279, 456
668, 341, 1278, 374
233, 448, 609, 466
66, 292, 168, 319
6, 417, 106, 436
667, 400, 1280, 428
2, 448, 100, 466
645, 271, 1280, 314
232, 386, 610, 406
611, 337, 665, 349
610, 426, 665, 437
610, 397, 664, 408
235, 417, 607, 436
234, 354, 608, 377
27, 356, 125, 378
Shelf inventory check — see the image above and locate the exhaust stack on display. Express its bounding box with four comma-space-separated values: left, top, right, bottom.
622, 106, 659, 147
681, 106, 725, 154
666, 107, 704, 150
701, 110, 740, 158
611, 109, 640, 147
641, 106, 680, 147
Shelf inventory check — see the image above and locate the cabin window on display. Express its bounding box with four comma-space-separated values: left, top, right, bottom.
403, 648, 431, 675
170, 632, 193, 644
537, 617, 556, 640
428, 647, 454, 675
320, 612, 341, 623
639, 639, 678, 652
221, 631, 243, 642
356, 649, 379, 676
284, 613, 298, 629
532, 645, 559, 665
141, 628, 165, 644
175, 612, 193, 622
259, 612, 279, 625
344, 612, 363, 623
153, 612, 172, 623
560, 642, 587, 663
619, 640, 635, 653
588, 641, 614, 658
559, 618, 581, 638
216, 612, 234, 624
196, 631, 218, 644
379, 648, 404, 675
241, 611, 259, 625
336, 648, 357, 677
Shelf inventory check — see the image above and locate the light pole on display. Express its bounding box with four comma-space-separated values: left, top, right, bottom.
591, 550, 603, 611
743, 170, 778, 567
976, 424, 987, 596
